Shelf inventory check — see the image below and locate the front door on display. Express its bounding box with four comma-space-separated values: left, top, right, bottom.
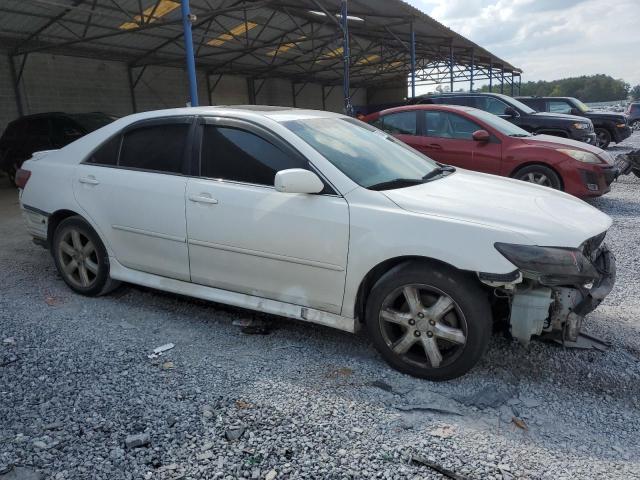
74, 118, 193, 281
185, 118, 350, 314
412, 110, 502, 174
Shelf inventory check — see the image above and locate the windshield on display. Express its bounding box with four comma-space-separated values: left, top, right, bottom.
69, 113, 116, 132
572, 98, 591, 113
468, 109, 532, 136
494, 94, 536, 114
283, 117, 439, 189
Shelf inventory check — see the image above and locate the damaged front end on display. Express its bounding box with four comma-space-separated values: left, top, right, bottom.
482, 233, 615, 345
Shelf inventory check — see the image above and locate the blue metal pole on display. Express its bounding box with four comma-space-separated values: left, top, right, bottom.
410, 23, 416, 99
489, 60, 492, 92
469, 49, 474, 93
449, 44, 454, 92
181, 0, 199, 107
341, 0, 352, 115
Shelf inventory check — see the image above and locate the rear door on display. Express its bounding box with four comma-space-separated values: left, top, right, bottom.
74, 117, 193, 281
185, 117, 350, 314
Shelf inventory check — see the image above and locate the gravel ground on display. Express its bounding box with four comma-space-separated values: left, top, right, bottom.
1, 135, 639, 480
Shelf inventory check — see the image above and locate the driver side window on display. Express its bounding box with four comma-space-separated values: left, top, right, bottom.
477, 97, 510, 115
547, 100, 572, 114
200, 125, 305, 186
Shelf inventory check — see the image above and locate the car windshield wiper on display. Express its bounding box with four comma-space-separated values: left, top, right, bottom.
367, 178, 424, 191
509, 133, 531, 137
422, 165, 456, 182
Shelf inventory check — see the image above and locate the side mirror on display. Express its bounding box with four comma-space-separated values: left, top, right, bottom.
504, 106, 518, 117
274, 168, 324, 194
472, 129, 491, 142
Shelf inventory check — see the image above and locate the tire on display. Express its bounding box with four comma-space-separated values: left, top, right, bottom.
52, 216, 119, 296
365, 261, 492, 381
513, 164, 563, 190
595, 128, 611, 149
631, 120, 640, 132
633, 168, 640, 179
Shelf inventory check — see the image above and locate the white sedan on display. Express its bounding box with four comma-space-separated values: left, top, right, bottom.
16, 106, 615, 380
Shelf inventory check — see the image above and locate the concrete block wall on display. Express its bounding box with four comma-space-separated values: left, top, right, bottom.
0, 49, 405, 132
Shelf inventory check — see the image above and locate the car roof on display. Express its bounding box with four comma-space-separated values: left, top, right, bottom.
373, 104, 477, 117
113, 106, 343, 125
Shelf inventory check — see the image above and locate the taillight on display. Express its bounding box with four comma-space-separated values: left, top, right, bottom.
15, 169, 31, 189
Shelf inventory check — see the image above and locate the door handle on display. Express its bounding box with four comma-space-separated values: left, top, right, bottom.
188, 193, 218, 205
426, 143, 443, 150
78, 176, 99, 185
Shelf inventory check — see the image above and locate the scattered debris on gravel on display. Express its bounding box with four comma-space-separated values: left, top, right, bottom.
1, 134, 640, 479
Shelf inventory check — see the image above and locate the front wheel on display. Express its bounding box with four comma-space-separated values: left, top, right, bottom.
365, 262, 492, 380
631, 120, 640, 132
595, 128, 611, 149
52, 216, 119, 296
513, 165, 563, 190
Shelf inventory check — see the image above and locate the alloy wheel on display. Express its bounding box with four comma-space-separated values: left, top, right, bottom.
57, 228, 99, 289
520, 172, 552, 187
378, 284, 467, 369
632, 121, 640, 132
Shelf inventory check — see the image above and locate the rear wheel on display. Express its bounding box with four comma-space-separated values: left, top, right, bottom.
52, 216, 119, 296
631, 120, 640, 132
365, 261, 492, 380
595, 128, 611, 149
513, 164, 563, 190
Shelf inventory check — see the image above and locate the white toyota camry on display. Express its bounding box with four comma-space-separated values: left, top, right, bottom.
16, 106, 615, 380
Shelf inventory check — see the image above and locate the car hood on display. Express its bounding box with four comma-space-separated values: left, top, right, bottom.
584, 110, 627, 122
531, 111, 587, 123
382, 169, 612, 248
520, 134, 604, 154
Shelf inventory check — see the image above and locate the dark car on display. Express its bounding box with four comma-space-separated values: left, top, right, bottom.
414, 93, 597, 145
0, 112, 116, 185
626, 102, 640, 131
517, 96, 632, 149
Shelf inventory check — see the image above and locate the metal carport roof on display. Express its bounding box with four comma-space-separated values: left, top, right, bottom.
1, 0, 521, 108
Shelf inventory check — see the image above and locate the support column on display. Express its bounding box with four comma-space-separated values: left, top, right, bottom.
341, 0, 352, 115
449, 44, 454, 92
247, 78, 256, 104
181, 0, 199, 107
127, 66, 137, 113
321, 85, 326, 111
292, 82, 297, 108
469, 49, 474, 93
511, 72, 515, 96
518, 74, 522, 95
7, 55, 24, 116
488, 60, 493, 92
500, 68, 504, 94
410, 22, 416, 99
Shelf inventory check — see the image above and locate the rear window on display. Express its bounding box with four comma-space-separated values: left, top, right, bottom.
69, 113, 115, 133
1, 121, 24, 141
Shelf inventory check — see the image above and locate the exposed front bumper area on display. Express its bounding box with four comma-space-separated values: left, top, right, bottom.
507, 244, 615, 345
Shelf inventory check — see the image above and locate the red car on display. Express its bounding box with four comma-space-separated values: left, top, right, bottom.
363, 104, 618, 198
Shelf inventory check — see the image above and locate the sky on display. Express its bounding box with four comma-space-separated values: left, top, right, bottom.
406, 0, 640, 89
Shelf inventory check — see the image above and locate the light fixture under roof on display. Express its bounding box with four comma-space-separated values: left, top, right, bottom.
119, 0, 180, 30
207, 21, 258, 47
308, 10, 365, 22
266, 36, 307, 57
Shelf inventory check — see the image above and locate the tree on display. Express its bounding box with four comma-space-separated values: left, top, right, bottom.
631, 85, 640, 101
479, 74, 630, 102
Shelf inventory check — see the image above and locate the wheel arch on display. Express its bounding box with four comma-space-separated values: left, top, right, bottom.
353, 255, 472, 324
509, 161, 564, 190
47, 209, 85, 252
